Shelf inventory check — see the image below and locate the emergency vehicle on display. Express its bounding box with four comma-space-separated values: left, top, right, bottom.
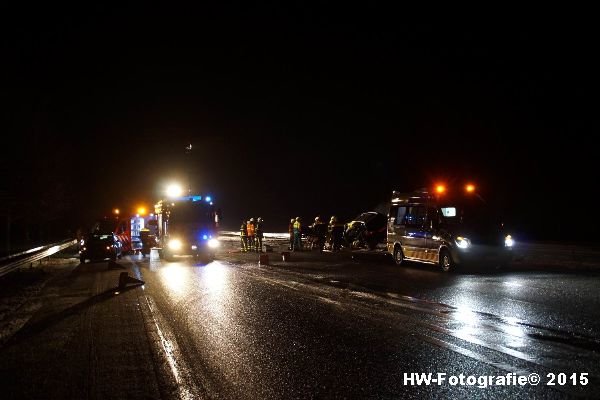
113, 213, 159, 254
154, 194, 221, 262
387, 184, 513, 272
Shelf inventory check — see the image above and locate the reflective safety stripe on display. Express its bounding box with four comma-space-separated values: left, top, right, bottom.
116, 233, 131, 252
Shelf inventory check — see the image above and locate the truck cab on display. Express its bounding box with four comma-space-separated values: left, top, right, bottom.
387, 186, 513, 272
155, 195, 221, 262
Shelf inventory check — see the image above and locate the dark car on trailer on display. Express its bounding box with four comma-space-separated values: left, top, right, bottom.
344, 211, 388, 250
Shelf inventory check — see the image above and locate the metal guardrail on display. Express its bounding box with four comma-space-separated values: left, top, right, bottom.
0, 239, 77, 278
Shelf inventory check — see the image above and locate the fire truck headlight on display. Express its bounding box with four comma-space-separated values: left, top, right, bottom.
455, 236, 471, 249
505, 235, 514, 247
208, 239, 220, 248
168, 239, 182, 250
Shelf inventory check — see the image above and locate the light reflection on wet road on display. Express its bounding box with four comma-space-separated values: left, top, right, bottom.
130, 252, 600, 398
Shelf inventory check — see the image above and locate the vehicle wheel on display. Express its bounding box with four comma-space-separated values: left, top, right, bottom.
117, 253, 122, 259
163, 251, 174, 262
393, 245, 404, 266
110, 255, 117, 263
80, 256, 85, 264
439, 249, 454, 272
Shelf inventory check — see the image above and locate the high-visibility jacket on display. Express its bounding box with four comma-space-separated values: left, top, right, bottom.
293, 221, 301, 233
240, 223, 247, 236
247, 223, 255, 236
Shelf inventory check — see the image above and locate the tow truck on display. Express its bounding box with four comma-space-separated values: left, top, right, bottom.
154, 194, 221, 262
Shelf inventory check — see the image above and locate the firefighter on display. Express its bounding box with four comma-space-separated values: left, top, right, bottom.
288, 218, 295, 250
255, 217, 264, 252
329, 216, 344, 252
310, 216, 327, 252
240, 220, 248, 252
247, 218, 256, 252
293, 217, 303, 251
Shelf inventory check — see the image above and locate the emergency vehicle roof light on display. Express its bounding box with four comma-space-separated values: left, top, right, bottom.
435, 185, 446, 194
465, 184, 476, 193
205, 196, 212, 202
166, 184, 183, 198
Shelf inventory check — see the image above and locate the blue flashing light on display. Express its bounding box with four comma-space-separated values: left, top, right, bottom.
202, 234, 209, 240
205, 196, 212, 202
172, 195, 202, 202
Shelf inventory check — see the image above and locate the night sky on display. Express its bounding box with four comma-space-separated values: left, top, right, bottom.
2, 6, 599, 242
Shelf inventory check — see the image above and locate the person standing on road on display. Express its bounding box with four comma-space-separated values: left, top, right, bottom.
288, 218, 295, 250
293, 217, 303, 251
310, 216, 327, 252
255, 217, 264, 252
329, 216, 344, 252
247, 218, 256, 252
240, 220, 248, 252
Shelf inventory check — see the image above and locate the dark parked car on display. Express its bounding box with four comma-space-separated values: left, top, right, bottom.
79, 233, 123, 263
344, 211, 387, 250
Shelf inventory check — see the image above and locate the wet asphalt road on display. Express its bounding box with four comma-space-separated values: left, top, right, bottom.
135, 246, 600, 399
1, 244, 600, 399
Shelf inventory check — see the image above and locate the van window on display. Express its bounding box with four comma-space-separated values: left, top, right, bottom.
428, 207, 441, 228
404, 206, 426, 227
393, 206, 407, 226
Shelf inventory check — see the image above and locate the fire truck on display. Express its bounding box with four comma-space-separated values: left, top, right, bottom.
154, 194, 221, 262
113, 213, 159, 254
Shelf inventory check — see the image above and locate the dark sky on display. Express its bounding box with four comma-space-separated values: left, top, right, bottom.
2, 6, 599, 241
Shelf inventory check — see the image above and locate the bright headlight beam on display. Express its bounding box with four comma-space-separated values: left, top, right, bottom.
208, 239, 219, 248
455, 236, 470, 249
505, 235, 515, 247
168, 239, 182, 250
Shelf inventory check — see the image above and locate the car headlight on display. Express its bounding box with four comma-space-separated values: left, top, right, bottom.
505, 235, 514, 247
455, 236, 471, 249
168, 239, 182, 250
208, 238, 220, 248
